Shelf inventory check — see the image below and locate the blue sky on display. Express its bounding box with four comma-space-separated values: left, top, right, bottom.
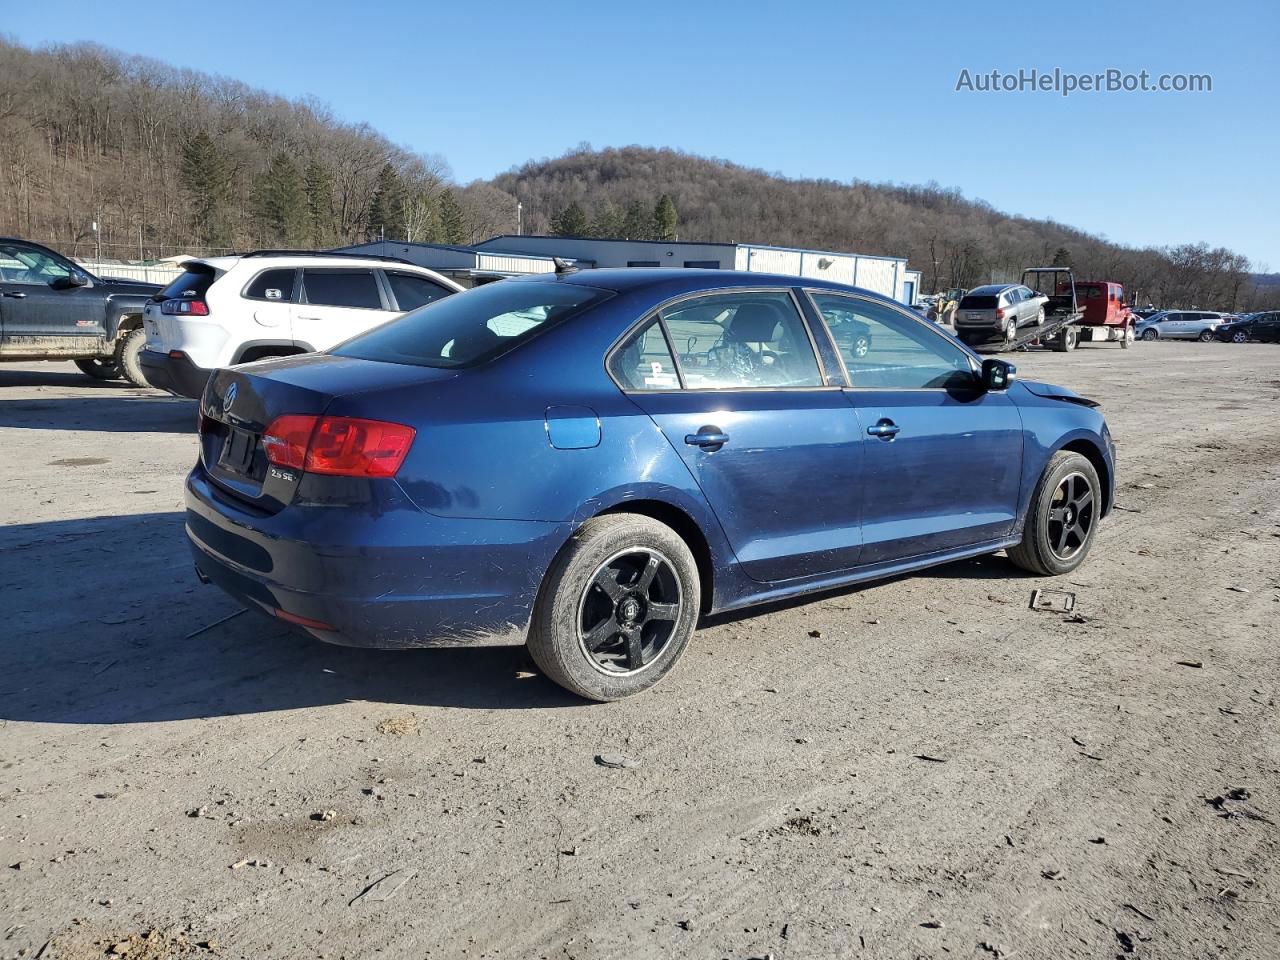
8, 0, 1278, 265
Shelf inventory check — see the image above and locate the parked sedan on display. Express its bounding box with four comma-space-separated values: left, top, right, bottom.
1136, 310, 1229, 341
186, 269, 1115, 701
1214, 311, 1280, 343
953, 283, 1049, 344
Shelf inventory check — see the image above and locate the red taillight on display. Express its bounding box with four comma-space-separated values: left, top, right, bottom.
262, 414, 318, 471
161, 298, 210, 316
262, 415, 415, 478
274, 608, 336, 631
995, 307, 1005, 319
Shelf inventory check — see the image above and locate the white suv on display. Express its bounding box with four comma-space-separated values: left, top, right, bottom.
139, 251, 462, 399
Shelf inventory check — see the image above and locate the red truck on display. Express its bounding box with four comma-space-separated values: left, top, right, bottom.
1059, 279, 1135, 347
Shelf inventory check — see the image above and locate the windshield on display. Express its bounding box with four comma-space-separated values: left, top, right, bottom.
331, 280, 611, 368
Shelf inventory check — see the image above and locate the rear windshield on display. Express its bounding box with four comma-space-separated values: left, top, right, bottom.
331, 280, 611, 368
959, 295, 998, 309
1077, 285, 1102, 299
157, 265, 216, 301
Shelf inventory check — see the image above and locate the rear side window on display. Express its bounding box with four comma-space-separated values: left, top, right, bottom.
244, 268, 297, 302
158, 266, 216, 300
302, 269, 383, 310
959, 295, 997, 309
609, 320, 679, 390
332, 281, 611, 368
385, 272, 454, 311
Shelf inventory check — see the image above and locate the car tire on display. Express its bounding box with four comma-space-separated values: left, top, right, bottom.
1034, 307, 1045, 326
114, 328, 150, 387
1231, 330, 1248, 343
1198, 329, 1214, 342
74, 358, 121, 381
528, 514, 701, 702
1007, 451, 1101, 577
1141, 329, 1159, 341
853, 335, 871, 358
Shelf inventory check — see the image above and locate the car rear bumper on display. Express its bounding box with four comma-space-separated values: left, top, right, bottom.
141, 349, 212, 400
184, 463, 571, 648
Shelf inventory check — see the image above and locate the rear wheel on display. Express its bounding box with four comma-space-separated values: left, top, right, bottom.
1052, 326, 1078, 352
114, 327, 149, 387
528, 514, 700, 702
74, 358, 121, 381
1008, 451, 1101, 576
1197, 329, 1214, 342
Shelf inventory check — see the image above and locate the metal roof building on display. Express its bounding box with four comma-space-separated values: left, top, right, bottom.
332, 240, 568, 286
473, 235, 922, 304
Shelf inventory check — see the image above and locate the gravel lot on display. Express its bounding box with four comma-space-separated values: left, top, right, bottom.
2, 342, 1278, 960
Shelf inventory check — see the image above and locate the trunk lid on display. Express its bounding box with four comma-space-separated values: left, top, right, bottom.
199, 353, 454, 512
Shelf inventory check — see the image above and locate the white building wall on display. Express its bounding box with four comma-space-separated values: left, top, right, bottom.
799, 252, 855, 285
476, 254, 555, 275
741, 246, 802, 276
853, 257, 898, 298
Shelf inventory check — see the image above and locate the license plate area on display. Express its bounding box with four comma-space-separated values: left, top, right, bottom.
217, 427, 258, 476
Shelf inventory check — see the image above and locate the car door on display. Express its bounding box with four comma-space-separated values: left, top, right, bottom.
807, 291, 1024, 565
1259, 313, 1280, 342
616, 289, 866, 582
1158, 312, 1187, 338
240, 267, 299, 342
383, 270, 456, 313
294, 267, 394, 351
1014, 286, 1035, 326
0, 241, 104, 355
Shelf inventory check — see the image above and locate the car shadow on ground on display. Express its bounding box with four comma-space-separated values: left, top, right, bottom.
0, 393, 196, 433
0, 512, 581, 726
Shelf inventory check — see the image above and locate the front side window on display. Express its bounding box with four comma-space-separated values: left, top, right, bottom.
386, 272, 454, 311
609, 319, 680, 391
660, 291, 823, 389
244, 268, 297, 302
811, 293, 975, 390
302, 269, 383, 310
332, 280, 610, 368
0, 242, 73, 285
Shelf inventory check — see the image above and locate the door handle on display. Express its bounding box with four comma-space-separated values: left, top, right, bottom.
867, 418, 900, 440
685, 429, 730, 449
3, 291, 27, 298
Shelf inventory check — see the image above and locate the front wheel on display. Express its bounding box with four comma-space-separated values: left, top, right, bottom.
114, 328, 150, 387
74, 358, 121, 381
528, 514, 701, 701
1007, 451, 1101, 576
1141, 329, 1159, 341
1231, 330, 1248, 344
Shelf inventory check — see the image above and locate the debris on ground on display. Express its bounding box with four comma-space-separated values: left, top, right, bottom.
375, 715, 419, 736
311, 809, 337, 822
1029, 589, 1076, 612
807, 629, 822, 638
349, 868, 417, 906
912, 754, 947, 763
1176, 659, 1204, 668
595, 753, 641, 769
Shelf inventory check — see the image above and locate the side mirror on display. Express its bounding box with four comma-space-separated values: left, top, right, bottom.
53, 271, 89, 290
981, 358, 1016, 391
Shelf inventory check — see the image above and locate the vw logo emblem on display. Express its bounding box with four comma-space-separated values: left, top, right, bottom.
223, 382, 238, 414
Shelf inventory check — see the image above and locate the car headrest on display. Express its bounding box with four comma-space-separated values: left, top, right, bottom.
726, 303, 783, 343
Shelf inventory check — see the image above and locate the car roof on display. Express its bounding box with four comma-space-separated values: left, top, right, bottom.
965, 284, 1015, 295
505, 267, 895, 300
177, 254, 461, 288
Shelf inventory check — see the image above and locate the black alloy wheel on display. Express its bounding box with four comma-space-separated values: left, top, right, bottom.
1046, 472, 1096, 561
578, 548, 681, 675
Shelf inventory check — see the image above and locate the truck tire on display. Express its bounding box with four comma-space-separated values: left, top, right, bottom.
1052, 327, 1077, 352
74, 358, 121, 381
527, 514, 701, 702
114, 327, 150, 387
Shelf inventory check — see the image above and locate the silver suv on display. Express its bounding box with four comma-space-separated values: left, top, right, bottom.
953, 284, 1049, 344
1136, 310, 1229, 342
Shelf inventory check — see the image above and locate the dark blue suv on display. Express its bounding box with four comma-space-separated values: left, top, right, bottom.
186, 269, 1115, 701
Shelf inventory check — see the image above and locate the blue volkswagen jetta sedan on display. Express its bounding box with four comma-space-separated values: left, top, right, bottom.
187, 268, 1115, 701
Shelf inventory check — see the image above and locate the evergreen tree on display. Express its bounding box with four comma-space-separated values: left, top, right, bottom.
253, 152, 307, 246
622, 199, 653, 241
438, 189, 466, 244
1052, 246, 1073, 267
653, 193, 678, 242
590, 202, 624, 238
303, 159, 335, 247
180, 131, 233, 248
549, 201, 589, 237
366, 163, 406, 241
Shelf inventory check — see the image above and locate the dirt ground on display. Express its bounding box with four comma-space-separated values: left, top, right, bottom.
2, 341, 1278, 960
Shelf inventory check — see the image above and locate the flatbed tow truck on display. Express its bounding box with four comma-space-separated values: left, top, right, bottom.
962, 267, 1133, 354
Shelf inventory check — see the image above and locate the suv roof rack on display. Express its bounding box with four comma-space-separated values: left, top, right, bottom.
237, 249, 416, 266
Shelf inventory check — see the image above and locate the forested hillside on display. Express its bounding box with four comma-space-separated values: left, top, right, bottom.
0, 37, 1272, 310
0, 37, 515, 259
492, 146, 1271, 310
